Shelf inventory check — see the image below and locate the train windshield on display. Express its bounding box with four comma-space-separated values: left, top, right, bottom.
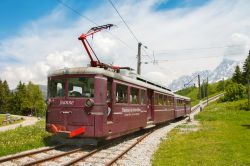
48, 77, 94, 98
68, 77, 94, 98
48, 78, 66, 98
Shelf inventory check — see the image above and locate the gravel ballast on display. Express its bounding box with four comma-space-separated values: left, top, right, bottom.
114, 102, 208, 166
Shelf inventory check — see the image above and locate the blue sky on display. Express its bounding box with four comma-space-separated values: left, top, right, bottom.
0, 0, 209, 39
156, 0, 209, 10
0, 0, 104, 38
0, 0, 209, 66
0, 0, 249, 88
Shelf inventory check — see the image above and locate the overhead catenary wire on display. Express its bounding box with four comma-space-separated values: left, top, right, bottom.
55, 0, 140, 69
108, 0, 140, 43
108, 0, 159, 63
55, 0, 137, 52
108, 0, 156, 73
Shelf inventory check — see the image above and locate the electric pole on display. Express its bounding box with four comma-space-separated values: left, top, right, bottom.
137, 42, 142, 75
207, 77, 209, 105
222, 77, 225, 91
202, 80, 205, 99
248, 50, 250, 109
198, 75, 201, 100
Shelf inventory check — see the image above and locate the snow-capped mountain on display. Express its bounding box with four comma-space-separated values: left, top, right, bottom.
168, 59, 240, 91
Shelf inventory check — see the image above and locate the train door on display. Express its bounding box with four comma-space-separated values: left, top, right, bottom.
107, 78, 113, 122
147, 89, 153, 121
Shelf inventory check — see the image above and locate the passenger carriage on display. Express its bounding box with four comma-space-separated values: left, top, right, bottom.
46, 67, 191, 142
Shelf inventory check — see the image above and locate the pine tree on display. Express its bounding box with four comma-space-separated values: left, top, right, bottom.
0, 80, 11, 113
12, 81, 29, 115
232, 65, 243, 84
26, 82, 45, 116
0, 80, 4, 113
242, 50, 250, 84
2, 80, 11, 113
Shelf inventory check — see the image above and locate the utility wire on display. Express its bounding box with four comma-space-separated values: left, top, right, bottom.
55, 0, 136, 52
108, 0, 140, 43
155, 44, 246, 54
108, 0, 153, 70
142, 47, 154, 60
143, 52, 246, 63
56, 0, 96, 25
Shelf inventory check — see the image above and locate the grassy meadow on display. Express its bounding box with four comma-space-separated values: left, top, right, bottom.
0, 114, 5, 125
0, 120, 54, 157
152, 99, 250, 166
176, 81, 224, 106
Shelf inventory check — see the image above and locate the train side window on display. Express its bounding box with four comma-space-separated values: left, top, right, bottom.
159, 94, 163, 106
140, 90, 146, 104
130, 87, 139, 104
116, 84, 128, 103
163, 96, 167, 106
154, 93, 159, 105
168, 96, 173, 108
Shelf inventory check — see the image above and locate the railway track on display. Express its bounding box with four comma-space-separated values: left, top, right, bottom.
0, 131, 153, 166
0, 93, 224, 166
0, 144, 90, 166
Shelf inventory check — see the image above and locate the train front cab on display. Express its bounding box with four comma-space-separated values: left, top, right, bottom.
46, 74, 108, 139
46, 73, 150, 140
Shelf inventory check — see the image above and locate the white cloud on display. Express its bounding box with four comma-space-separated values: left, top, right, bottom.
0, 0, 250, 89
223, 33, 250, 61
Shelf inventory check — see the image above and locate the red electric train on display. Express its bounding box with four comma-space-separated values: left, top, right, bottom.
45, 24, 191, 143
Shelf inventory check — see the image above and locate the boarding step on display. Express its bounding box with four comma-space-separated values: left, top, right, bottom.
144, 121, 155, 129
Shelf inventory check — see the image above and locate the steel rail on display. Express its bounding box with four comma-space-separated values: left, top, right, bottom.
62, 148, 100, 166
62, 140, 119, 166
0, 145, 63, 163
106, 131, 153, 166
22, 147, 82, 166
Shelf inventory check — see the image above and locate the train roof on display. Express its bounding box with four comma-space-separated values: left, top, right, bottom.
174, 94, 191, 101
48, 67, 190, 100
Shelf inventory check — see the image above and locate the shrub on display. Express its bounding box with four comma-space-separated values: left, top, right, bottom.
222, 81, 246, 102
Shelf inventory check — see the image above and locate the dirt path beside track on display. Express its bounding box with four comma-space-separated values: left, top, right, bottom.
0, 116, 38, 132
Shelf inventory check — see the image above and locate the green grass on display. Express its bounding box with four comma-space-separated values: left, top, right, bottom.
152, 99, 250, 166
0, 120, 54, 157
0, 115, 5, 124
175, 81, 224, 106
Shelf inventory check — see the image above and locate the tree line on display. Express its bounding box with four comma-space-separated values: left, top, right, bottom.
223, 51, 250, 102
0, 80, 45, 116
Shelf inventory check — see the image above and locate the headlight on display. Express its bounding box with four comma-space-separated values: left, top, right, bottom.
85, 99, 94, 108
